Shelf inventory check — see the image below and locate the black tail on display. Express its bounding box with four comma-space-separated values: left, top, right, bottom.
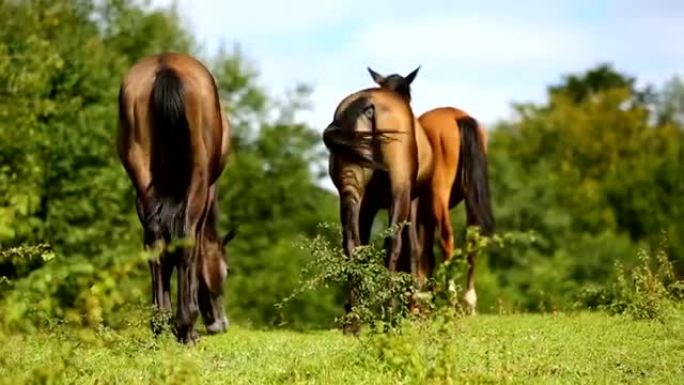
457, 116, 494, 235
145, 66, 192, 246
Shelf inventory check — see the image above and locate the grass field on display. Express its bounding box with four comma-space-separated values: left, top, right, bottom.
1, 310, 682, 384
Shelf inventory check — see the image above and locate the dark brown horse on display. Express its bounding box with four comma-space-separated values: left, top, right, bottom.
118, 53, 234, 343
368, 67, 494, 313
323, 87, 433, 331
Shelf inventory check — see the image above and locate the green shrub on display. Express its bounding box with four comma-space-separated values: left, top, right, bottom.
0, 247, 149, 332
0, 243, 55, 289
282, 224, 537, 332
429, 227, 538, 313
278, 223, 415, 331
576, 238, 683, 320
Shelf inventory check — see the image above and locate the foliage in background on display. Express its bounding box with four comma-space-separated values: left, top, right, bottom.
482, 65, 684, 311
0, 250, 149, 332
0, 243, 54, 284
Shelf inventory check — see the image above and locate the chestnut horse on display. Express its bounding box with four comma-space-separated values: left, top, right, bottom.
118, 53, 234, 343
368, 67, 494, 312
323, 87, 433, 332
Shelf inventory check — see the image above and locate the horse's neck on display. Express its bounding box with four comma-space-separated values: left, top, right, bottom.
414, 119, 434, 187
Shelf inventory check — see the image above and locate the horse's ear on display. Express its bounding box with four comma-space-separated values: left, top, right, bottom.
222, 227, 237, 246
367, 67, 385, 85
405, 66, 421, 84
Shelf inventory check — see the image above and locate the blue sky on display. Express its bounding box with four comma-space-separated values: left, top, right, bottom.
152, 0, 683, 128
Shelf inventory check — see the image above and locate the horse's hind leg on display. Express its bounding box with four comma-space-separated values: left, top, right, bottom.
148, 257, 174, 333
464, 210, 478, 314
161, 260, 173, 311
136, 195, 172, 333
148, 260, 165, 333
174, 172, 210, 343
433, 187, 454, 262
174, 188, 208, 344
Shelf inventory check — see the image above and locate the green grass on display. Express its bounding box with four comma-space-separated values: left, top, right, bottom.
1, 310, 682, 384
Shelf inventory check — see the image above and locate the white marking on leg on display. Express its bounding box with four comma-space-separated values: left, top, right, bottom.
464, 288, 477, 315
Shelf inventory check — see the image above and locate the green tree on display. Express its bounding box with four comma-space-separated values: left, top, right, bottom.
0, 0, 340, 329
480, 65, 684, 311
213, 68, 339, 326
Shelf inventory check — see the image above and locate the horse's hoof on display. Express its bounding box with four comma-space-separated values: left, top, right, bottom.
180, 330, 199, 345
174, 326, 200, 345
463, 288, 477, 315
206, 317, 229, 335
342, 321, 360, 336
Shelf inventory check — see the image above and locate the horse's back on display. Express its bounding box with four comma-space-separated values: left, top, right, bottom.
418, 107, 466, 132
419, 107, 488, 152
121, 53, 214, 94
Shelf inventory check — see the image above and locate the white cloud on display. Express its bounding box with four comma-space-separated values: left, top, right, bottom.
355, 16, 591, 69
153, 0, 383, 50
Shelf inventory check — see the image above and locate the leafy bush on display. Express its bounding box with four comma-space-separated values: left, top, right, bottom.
281, 224, 538, 332
0, 247, 149, 332
278, 223, 415, 331
576, 238, 683, 320
428, 227, 538, 313
0, 243, 55, 286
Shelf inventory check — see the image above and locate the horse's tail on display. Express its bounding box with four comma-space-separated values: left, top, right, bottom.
146, 66, 193, 245
457, 116, 494, 235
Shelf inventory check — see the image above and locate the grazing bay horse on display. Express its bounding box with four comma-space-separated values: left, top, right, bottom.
323, 87, 433, 332
118, 53, 234, 343
368, 67, 494, 312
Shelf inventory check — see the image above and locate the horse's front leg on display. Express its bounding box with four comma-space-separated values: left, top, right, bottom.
198, 188, 229, 335
339, 189, 362, 335
340, 190, 361, 259
387, 186, 411, 272
407, 197, 422, 277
